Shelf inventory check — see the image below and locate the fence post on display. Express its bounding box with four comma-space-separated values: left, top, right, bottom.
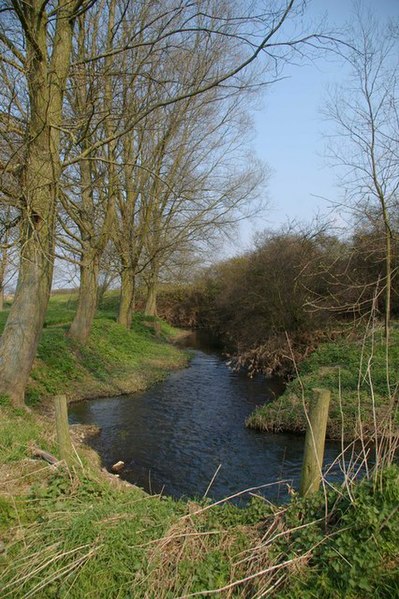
299, 388, 331, 497
54, 394, 74, 466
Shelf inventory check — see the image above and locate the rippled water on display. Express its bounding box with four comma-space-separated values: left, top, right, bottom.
69, 331, 342, 502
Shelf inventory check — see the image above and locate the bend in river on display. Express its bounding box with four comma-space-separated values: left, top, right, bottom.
69, 331, 342, 502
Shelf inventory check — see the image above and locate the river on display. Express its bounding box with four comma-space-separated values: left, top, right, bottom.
69, 331, 342, 502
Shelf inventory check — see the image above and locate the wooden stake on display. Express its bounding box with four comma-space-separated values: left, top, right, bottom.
54, 394, 74, 466
300, 388, 331, 497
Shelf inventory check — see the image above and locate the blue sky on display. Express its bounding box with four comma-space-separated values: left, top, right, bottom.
234, 0, 399, 251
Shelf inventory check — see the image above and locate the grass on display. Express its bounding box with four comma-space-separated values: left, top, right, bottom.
1, 438, 397, 598
0, 457, 275, 598
0, 404, 46, 463
247, 325, 399, 440
0, 296, 398, 597
271, 466, 399, 599
0, 292, 188, 406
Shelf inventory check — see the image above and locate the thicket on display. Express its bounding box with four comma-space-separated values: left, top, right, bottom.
157, 223, 399, 376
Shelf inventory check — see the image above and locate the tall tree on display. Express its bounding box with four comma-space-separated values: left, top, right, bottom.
0, 1, 92, 406
67, 3, 117, 343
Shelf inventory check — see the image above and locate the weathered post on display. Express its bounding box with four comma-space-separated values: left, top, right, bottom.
300, 388, 331, 497
54, 394, 74, 466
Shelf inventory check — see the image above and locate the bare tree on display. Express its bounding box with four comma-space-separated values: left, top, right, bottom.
66, 3, 117, 343
325, 8, 399, 344
0, 1, 94, 406
0, 0, 337, 405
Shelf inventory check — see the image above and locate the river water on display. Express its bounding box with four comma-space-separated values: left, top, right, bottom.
69, 331, 342, 502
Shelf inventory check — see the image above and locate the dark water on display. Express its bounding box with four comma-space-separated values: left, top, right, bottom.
69, 331, 342, 502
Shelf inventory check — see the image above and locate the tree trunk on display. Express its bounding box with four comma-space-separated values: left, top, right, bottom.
383, 217, 391, 343
118, 268, 135, 328
68, 148, 102, 345
0, 224, 55, 406
97, 274, 112, 307
0, 4, 74, 406
145, 277, 158, 317
69, 250, 100, 344
0, 130, 57, 406
383, 213, 392, 394
0, 224, 9, 312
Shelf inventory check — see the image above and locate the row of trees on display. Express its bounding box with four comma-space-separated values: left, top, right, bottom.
0, 2, 396, 405
0, 0, 331, 406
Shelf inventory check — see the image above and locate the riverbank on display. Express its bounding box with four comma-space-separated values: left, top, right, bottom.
247, 325, 399, 441
1, 293, 189, 408
0, 292, 190, 504
0, 293, 189, 489
1, 296, 398, 597
1, 399, 398, 598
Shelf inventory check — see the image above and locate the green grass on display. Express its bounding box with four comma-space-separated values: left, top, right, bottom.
0, 441, 275, 598
43, 294, 78, 327
247, 326, 399, 439
0, 296, 398, 597
0, 404, 47, 463
1, 434, 397, 597
0, 292, 188, 405
272, 466, 399, 599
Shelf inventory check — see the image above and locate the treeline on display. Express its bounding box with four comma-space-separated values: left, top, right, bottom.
156, 222, 399, 376
1, 1, 325, 407
0, 1, 397, 407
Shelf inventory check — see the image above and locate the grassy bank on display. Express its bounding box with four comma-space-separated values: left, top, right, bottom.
1, 411, 398, 598
247, 325, 399, 440
0, 292, 188, 407
0, 297, 398, 597
0, 290, 189, 490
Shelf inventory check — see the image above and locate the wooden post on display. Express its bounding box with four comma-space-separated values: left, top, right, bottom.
54, 394, 74, 466
299, 388, 331, 497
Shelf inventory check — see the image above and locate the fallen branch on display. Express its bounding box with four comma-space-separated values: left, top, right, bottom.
29, 445, 60, 466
